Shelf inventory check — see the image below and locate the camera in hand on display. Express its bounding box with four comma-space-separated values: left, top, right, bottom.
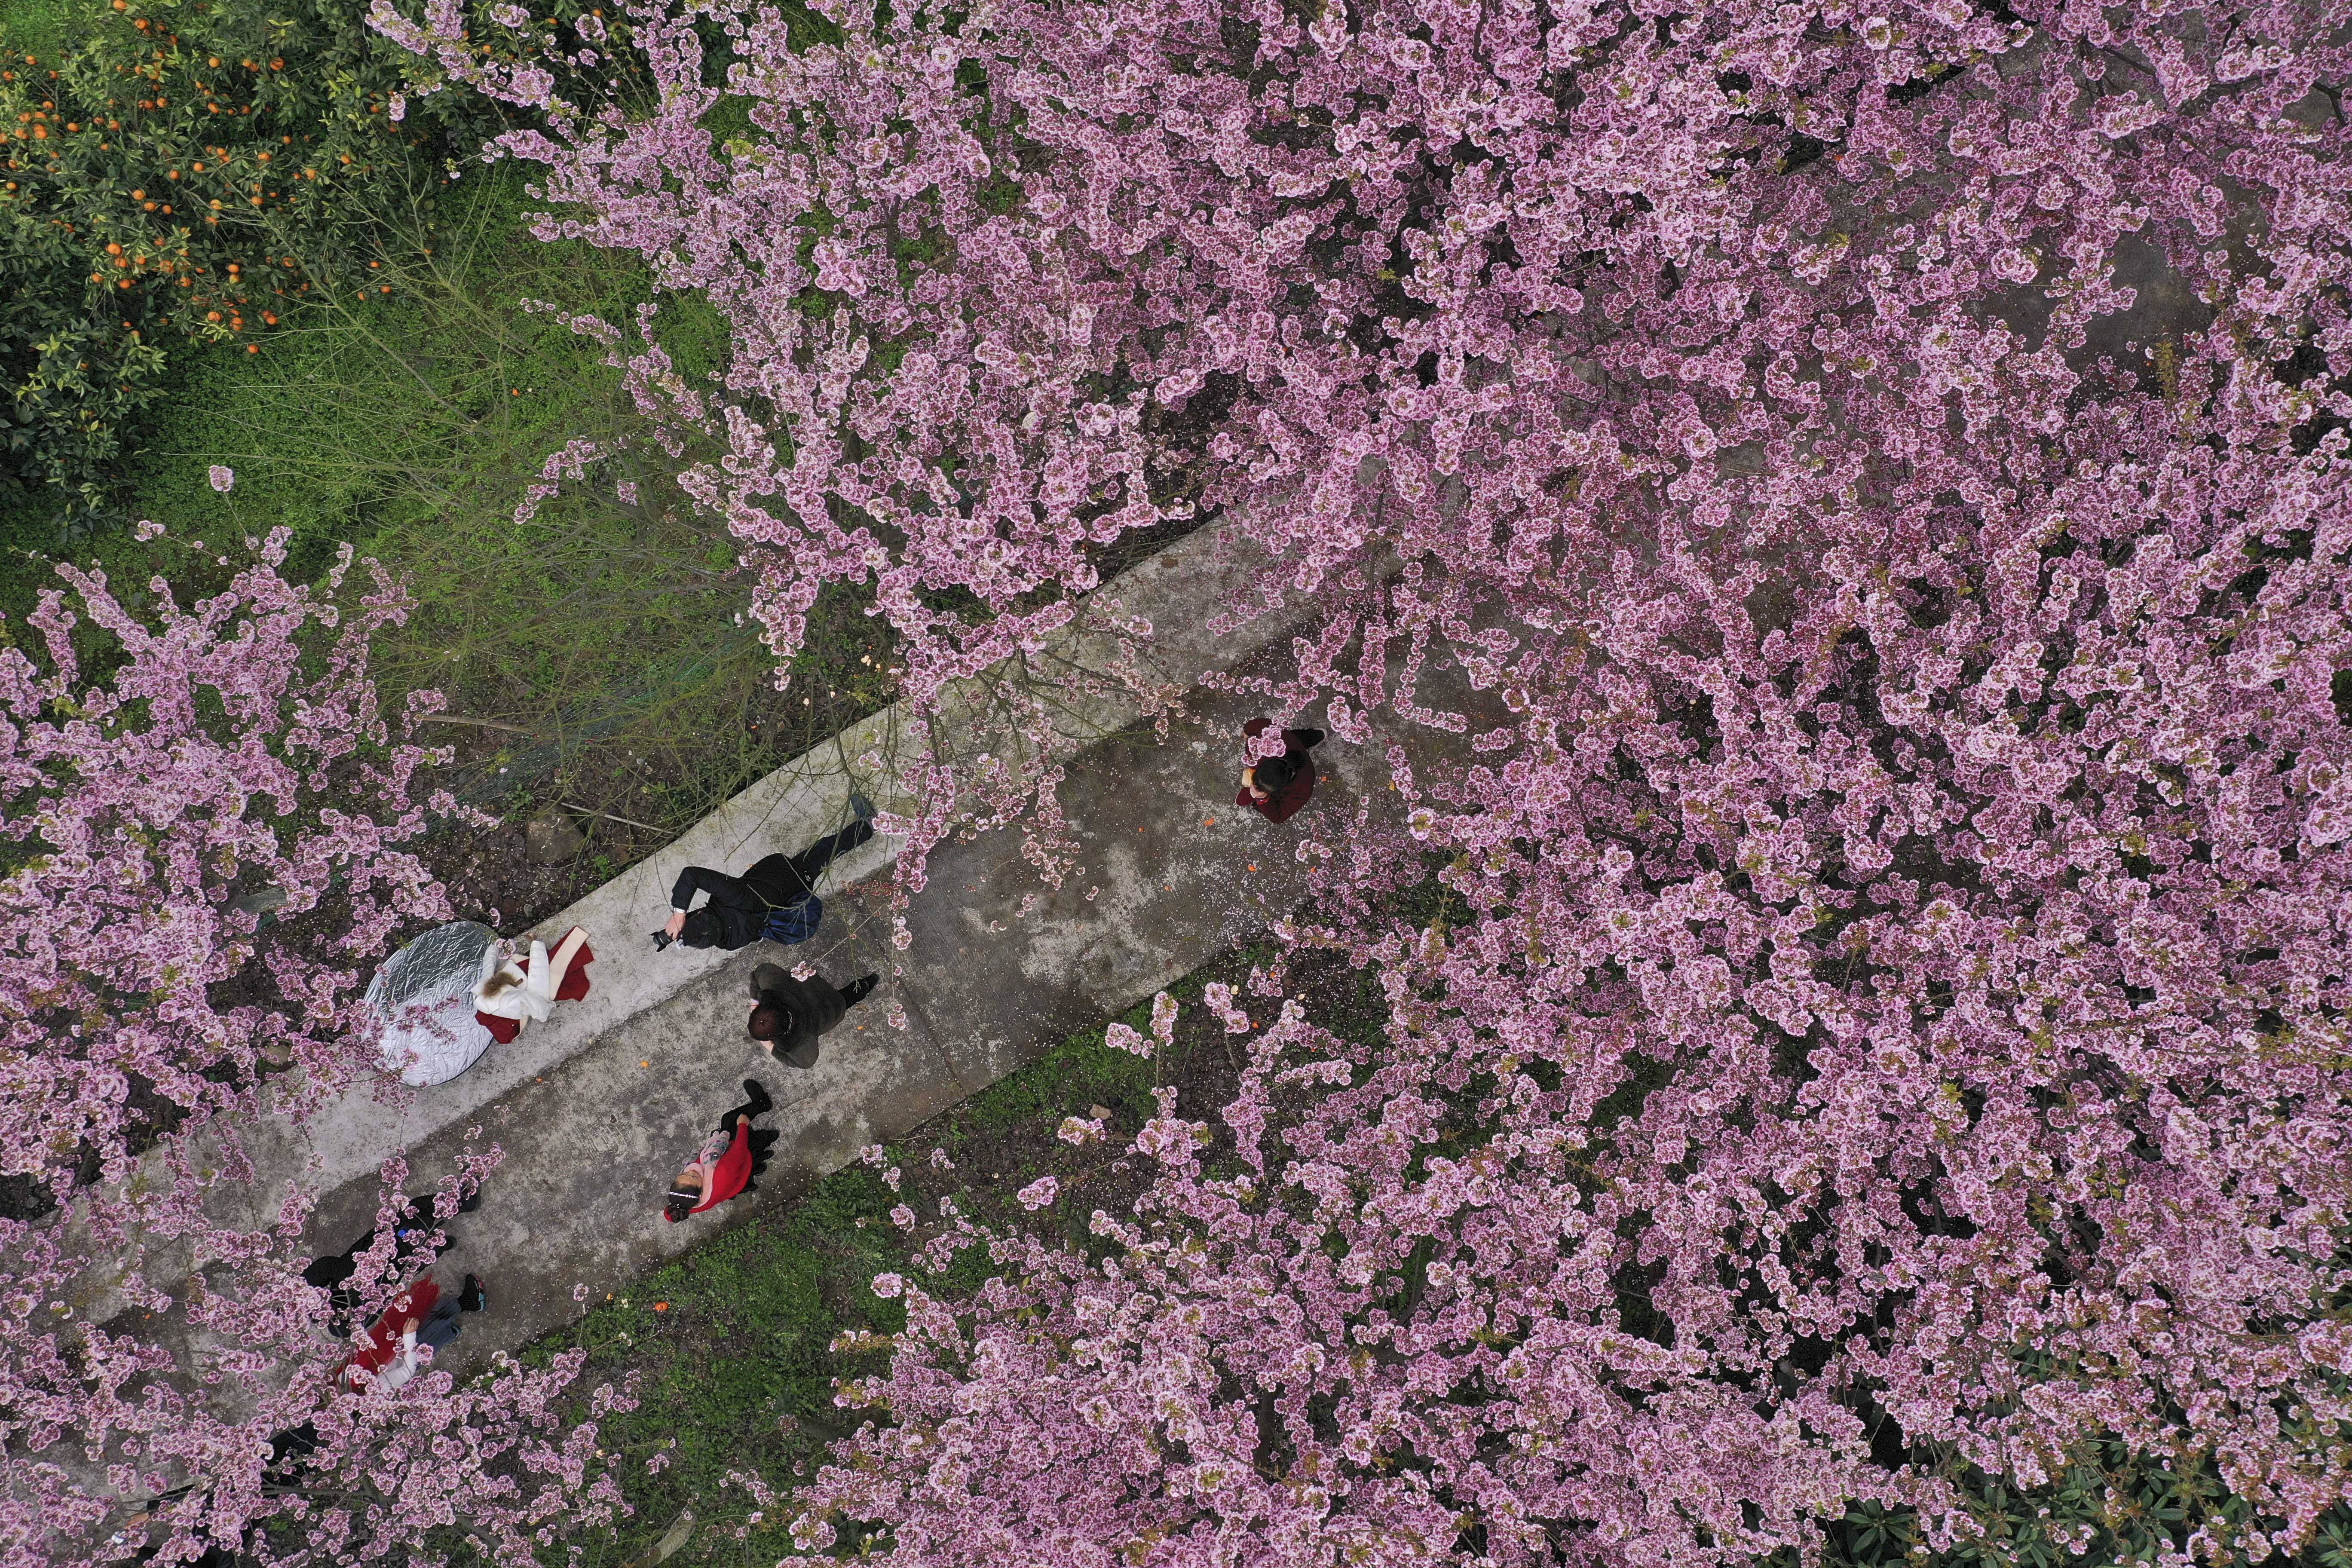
650, 929, 674, 952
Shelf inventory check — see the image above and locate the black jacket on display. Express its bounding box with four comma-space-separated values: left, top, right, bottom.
670, 854, 810, 950
750, 962, 847, 1067
301, 1193, 458, 1323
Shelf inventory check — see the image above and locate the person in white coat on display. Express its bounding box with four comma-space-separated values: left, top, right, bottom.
471, 925, 592, 1032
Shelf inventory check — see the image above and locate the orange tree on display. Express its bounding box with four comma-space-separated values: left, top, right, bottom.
0, 0, 625, 532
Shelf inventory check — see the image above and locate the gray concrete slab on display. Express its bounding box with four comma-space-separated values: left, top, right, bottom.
324, 948, 969, 1366
293, 638, 1410, 1373
61, 523, 1519, 1460
58, 518, 1311, 1323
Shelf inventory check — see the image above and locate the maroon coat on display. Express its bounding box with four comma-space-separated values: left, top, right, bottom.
1235, 717, 1318, 825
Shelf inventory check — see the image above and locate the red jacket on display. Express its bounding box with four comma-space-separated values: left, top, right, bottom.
688, 1120, 753, 1216
344, 1275, 440, 1389
1235, 717, 1317, 825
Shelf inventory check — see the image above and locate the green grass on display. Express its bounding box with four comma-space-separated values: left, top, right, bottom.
4, 158, 894, 839
101, 164, 728, 545
533, 1165, 911, 1561
0, 0, 80, 64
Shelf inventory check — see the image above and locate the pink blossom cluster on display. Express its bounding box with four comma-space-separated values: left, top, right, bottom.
0, 536, 628, 1566
374, 0, 2351, 865
378, 0, 2352, 1560
1, 1152, 631, 1568
0, 527, 455, 1207
807, 445, 2352, 1563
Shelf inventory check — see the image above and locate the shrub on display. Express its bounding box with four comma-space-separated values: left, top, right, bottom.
0, 0, 625, 531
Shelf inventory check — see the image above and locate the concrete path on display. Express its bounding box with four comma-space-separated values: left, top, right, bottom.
376, 627, 1504, 1368
321, 658, 1442, 1369
32, 526, 1509, 1470
246, 518, 1291, 1233
67, 517, 1500, 1389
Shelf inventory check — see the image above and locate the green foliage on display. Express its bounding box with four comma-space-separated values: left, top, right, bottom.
0, 0, 74, 60
1813, 1437, 2352, 1568
24, 163, 890, 834
535, 1164, 915, 1568
1, 0, 430, 520
0, 0, 640, 530
954, 1004, 1165, 1133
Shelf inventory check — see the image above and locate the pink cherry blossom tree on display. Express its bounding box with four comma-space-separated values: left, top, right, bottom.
1, 1150, 630, 1568
0, 526, 452, 1209
785, 428, 2352, 1565
375, 0, 2352, 1559
376, 0, 2349, 873
0, 530, 630, 1566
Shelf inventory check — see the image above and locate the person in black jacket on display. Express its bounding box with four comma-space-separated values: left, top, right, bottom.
661, 793, 876, 951
747, 961, 879, 1069
301, 1186, 482, 1329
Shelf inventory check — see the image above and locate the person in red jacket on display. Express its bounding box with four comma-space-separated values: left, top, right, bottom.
341, 1271, 486, 1392
663, 1079, 776, 1223
1235, 717, 1326, 825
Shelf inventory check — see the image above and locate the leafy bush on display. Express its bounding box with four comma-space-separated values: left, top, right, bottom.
0, 0, 629, 531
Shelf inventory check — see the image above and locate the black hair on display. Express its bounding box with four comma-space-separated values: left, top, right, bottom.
1254, 750, 1301, 796
678, 909, 718, 949
748, 1003, 784, 1041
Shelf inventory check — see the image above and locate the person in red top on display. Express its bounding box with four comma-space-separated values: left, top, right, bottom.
341, 1271, 486, 1392
1235, 717, 1326, 825
664, 1079, 777, 1223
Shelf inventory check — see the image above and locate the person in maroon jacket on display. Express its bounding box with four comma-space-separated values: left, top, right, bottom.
663, 1079, 777, 1223
1235, 717, 1326, 825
